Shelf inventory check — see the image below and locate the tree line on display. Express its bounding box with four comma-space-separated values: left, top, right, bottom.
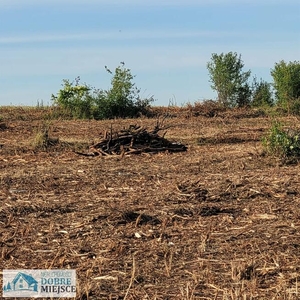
51, 54, 300, 119
207, 52, 300, 113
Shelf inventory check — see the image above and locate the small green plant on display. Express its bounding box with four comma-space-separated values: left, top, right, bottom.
262, 121, 300, 159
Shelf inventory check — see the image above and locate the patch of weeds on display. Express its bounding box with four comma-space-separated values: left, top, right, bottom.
32, 121, 59, 150
262, 120, 300, 161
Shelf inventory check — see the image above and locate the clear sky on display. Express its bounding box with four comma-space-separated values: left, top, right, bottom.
0, 0, 299, 107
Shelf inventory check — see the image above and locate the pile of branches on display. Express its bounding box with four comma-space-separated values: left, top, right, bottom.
78, 124, 187, 157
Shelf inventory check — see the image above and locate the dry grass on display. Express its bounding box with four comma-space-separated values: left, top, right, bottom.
1, 107, 300, 299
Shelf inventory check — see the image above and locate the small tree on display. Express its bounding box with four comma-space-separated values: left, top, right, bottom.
207, 52, 251, 107
271, 60, 300, 112
251, 77, 274, 107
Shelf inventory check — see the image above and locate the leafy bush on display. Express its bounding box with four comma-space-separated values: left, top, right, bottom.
51, 77, 95, 119
251, 77, 274, 107
94, 63, 153, 119
262, 121, 300, 159
235, 82, 252, 108
52, 63, 153, 120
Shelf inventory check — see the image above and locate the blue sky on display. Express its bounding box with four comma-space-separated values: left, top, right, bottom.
0, 0, 299, 107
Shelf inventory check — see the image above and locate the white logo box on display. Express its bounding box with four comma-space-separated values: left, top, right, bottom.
3, 269, 76, 298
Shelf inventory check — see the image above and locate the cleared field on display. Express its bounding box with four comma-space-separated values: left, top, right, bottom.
1, 107, 300, 299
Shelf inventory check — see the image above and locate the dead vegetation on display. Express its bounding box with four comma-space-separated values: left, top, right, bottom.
77, 122, 187, 157
1, 107, 300, 299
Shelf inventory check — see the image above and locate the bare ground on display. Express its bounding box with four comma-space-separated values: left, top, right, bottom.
1, 108, 300, 299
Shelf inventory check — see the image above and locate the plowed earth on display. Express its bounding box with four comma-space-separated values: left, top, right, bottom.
1, 108, 300, 299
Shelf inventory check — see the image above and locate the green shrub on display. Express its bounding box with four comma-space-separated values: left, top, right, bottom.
51, 77, 96, 119
51, 63, 154, 120
94, 63, 153, 119
251, 77, 274, 107
262, 121, 300, 159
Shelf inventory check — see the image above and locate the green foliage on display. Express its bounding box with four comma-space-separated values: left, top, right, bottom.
207, 52, 251, 107
289, 98, 300, 115
51, 77, 95, 119
271, 60, 300, 112
94, 63, 153, 119
235, 82, 252, 108
52, 63, 153, 120
262, 121, 300, 159
251, 77, 274, 107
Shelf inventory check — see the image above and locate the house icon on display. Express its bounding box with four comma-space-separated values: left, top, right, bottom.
4, 272, 38, 292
